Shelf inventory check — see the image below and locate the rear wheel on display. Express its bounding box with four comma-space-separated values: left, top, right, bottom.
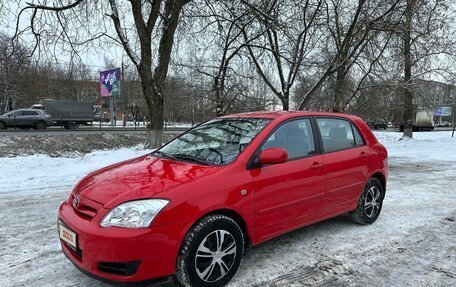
349, 178, 384, 225
64, 123, 78, 130
176, 215, 244, 287
35, 121, 47, 130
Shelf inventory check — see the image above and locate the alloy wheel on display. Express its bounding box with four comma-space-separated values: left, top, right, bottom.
364, 186, 381, 218
195, 229, 237, 282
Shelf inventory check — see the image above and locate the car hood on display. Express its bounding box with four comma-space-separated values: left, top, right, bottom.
74, 154, 218, 207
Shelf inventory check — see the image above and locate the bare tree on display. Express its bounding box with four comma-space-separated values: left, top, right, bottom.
12, 0, 191, 147
241, 0, 324, 110
297, 0, 400, 111
393, 0, 456, 138
0, 33, 30, 112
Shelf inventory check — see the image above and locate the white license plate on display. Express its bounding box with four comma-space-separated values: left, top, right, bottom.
59, 222, 77, 249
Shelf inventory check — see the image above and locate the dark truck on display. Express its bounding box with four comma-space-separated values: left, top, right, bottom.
32, 100, 94, 129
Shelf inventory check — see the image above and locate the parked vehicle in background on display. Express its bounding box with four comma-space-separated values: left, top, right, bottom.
31, 104, 44, 110
374, 121, 387, 129
413, 110, 435, 131
34, 100, 95, 129
0, 109, 52, 130
367, 120, 387, 130
436, 121, 451, 127
58, 111, 388, 287
394, 105, 434, 132
93, 106, 110, 123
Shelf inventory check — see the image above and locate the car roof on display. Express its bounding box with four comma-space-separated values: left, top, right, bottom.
220, 110, 361, 121
14, 109, 42, 112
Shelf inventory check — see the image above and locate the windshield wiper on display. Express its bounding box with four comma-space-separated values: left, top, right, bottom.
152, 150, 178, 161
173, 154, 210, 166
152, 151, 210, 166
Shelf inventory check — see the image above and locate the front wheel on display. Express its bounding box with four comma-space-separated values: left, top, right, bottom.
0, 121, 5, 130
176, 215, 244, 287
349, 178, 384, 225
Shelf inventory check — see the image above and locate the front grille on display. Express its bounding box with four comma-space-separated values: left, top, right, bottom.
98, 260, 141, 276
74, 204, 98, 219
70, 194, 101, 220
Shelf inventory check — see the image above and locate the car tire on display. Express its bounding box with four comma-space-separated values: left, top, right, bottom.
64, 123, 78, 130
35, 121, 47, 130
0, 121, 5, 130
349, 178, 384, 225
176, 215, 244, 287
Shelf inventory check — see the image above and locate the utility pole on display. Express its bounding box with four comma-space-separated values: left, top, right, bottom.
121, 57, 126, 127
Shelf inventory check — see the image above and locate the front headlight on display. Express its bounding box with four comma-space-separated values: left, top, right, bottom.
100, 199, 169, 228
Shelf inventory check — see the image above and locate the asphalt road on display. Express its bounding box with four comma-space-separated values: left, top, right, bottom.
0, 127, 188, 136
1, 126, 454, 137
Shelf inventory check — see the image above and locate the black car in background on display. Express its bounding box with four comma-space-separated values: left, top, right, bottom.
367, 121, 388, 130
0, 109, 52, 130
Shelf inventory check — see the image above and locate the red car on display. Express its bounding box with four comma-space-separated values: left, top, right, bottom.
58, 111, 388, 286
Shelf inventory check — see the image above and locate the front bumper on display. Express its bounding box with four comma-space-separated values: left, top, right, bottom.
58, 200, 186, 284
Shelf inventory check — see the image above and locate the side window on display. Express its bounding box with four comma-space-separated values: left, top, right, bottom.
316, 118, 356, 153
261, 119, 316, 160
351, 124, 365, 147
23, 111, 39, 116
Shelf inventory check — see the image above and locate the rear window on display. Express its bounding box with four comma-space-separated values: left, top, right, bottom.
316, 118, 358, 153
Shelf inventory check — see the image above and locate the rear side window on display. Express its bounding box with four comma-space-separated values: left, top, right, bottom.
261, 119, 316, 159
316, 118, 357, 153
352, 124, 365, 146
23, 111, 39, 116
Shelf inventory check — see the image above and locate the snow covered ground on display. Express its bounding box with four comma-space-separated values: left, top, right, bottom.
0, 131, 455, 286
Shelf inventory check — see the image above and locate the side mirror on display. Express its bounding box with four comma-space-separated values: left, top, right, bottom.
258, 148, 288, 165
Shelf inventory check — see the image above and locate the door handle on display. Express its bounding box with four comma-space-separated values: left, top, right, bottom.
360, 152, 368, 159
311, 162, 324, 169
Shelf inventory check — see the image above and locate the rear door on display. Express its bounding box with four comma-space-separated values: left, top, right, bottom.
252, 118, 326, 241
315, 117, 369, 214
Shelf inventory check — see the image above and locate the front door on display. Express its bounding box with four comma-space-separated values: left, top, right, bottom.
21, 110, 39, 126
252, 118, 326, 241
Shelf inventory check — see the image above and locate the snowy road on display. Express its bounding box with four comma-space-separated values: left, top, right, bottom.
0, 132, 455, 286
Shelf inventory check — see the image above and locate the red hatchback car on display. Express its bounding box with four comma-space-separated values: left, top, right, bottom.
58, 111, 388, 286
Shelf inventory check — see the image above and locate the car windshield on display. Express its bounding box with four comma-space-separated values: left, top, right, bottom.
155, 118, 271, 166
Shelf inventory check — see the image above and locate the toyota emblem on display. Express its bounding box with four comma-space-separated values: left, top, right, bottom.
73, 196, 79, 207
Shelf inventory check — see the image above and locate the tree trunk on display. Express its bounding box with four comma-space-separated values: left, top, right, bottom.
333, 69, 345, 113
146, 92, 164, 148
402, 0, 415, 138
138, 65, 164, 148
281, 92, 289, 110
214, 76, 224, 116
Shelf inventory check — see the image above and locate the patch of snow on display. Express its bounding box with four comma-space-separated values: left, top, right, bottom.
374, 131, 456, 161
0, 147, 152, 196
0, 131, 455, 286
